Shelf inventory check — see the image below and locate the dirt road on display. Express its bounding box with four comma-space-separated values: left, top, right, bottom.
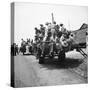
14, 52, 87, 87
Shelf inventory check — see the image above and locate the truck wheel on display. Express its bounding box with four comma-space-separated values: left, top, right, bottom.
50, 52, 54, 59
58, 51, 65, 62
23, 52, 25, 55
39, 56, 44, 64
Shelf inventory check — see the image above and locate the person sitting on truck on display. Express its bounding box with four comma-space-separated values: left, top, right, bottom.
40, 24, 46, 37
45, 21, 56, 42
60, 32, 75, 51
35, 27, 41, 36
47, 21, 57, 55
66, 32, 75, 45
60, 34, 69, 47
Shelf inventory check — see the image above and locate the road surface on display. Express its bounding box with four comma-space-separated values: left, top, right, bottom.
14, 52, 87, 87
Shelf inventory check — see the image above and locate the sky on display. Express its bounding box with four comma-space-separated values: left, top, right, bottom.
14, 2, 88, 46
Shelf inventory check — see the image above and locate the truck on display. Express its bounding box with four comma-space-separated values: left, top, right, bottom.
34, 13, 88, 64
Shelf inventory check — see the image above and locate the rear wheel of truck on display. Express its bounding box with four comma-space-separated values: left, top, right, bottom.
58, 50, 65, 62
23, 52, 25, 55
49, 52, 54, 59
39, 56, 44, 64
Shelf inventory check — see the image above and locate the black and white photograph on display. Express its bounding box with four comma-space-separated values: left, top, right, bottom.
11, 2, 88, 88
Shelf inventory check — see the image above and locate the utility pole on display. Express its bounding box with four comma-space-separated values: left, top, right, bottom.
51, 13, 54, 24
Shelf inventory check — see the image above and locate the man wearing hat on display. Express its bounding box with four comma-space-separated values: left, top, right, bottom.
40, 24, 46, 37
60, 23, 65, 32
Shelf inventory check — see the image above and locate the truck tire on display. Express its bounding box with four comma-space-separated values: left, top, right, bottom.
23, 52, 25, 55
58, 50, 65, 62
39, 56, 44, 64
50, 52, 54, 59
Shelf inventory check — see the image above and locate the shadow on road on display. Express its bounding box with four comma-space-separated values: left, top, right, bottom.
40, 58, 83, 70
23, 53, 34, 55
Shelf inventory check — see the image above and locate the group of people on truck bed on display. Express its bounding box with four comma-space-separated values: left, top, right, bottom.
34, 21, 75, 51
34, 21, 75, 56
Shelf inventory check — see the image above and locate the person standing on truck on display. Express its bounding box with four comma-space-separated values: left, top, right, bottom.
50, 21, 57, 42
35, 27, 41, 37
43, 22, 52, 42
45, 21, 57, 55
39, 24, 46, 43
